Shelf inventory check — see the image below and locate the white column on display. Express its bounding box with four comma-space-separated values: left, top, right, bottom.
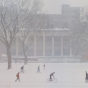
43, 33, 45, 56
61, 36, 63, 56
34, 36, 36, 56
52, 35, 54, 56
70, 39, 72, 56
16, 36, 18, 56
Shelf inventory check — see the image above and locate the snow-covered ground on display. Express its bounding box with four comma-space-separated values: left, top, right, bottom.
1, 63, 88, 88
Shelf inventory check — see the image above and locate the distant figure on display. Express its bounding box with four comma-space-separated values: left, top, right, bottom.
19, 61, 21, 63
15, 60, 17, 63
21, 66, 24, 73
50, 72, 55, 81
15, 72, 20, 82
37, 65, 41, 73
86, 71, 88, 80
43, 64, 45, 69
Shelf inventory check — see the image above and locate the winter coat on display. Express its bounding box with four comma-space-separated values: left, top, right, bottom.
16, 73, 20, 78
86, 72, 88, 79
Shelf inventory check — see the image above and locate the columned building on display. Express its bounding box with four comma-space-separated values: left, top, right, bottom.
10, 28, 74, 59
0, 4, 81, 60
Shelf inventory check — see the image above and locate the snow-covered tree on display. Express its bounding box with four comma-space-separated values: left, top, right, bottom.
71, 7, 88, 58
19, 14, 48, 64
0, 0, 44, 69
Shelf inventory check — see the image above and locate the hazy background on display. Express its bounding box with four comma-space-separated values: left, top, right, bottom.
42, 0, 88, 14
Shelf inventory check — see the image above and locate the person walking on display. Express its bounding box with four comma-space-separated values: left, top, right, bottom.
20, 66, 24, 73
43, 64, 45, 69
37, 65, 41, 73
86, 71, 88, 80
15, 72, 20, 82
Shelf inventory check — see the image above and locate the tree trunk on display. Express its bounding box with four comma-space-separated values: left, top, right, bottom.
22, 43, 28, 64
7, 46, 12, 69
24, 52, 28, 64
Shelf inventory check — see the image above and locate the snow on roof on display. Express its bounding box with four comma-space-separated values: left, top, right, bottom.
52, 28, 69, 30
41, 28, 70, 31
19, 28, 70, 31
2, 54, 7, 57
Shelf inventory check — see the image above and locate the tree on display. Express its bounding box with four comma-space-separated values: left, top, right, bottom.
19, 14, 47, 64
19, 29, 34, 64
0, 0, 43, 69
71, 7, 88, 58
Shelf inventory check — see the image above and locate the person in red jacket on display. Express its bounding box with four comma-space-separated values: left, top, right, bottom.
15, 72, 20, 82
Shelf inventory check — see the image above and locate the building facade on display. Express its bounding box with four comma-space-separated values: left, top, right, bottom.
0, 5, 81, 60
9, 29, 75, 59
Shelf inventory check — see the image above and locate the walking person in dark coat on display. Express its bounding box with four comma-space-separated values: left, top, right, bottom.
15, 72, 20, 82
86, 71, 88, 80
43, 64, 45, 69
37, 65, 41, 73
21, 66, 24, 73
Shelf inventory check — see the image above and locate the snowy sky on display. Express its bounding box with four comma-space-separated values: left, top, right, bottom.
42, 0, 88, 14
